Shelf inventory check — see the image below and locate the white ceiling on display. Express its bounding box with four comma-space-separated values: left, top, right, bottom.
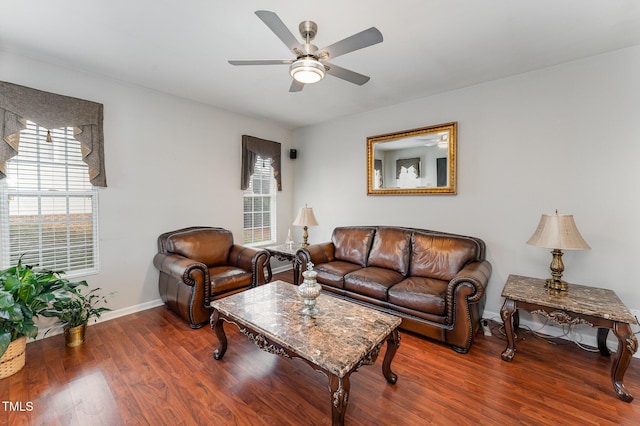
2, 1, 640, 130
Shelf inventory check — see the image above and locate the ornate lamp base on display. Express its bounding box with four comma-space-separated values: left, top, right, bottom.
546, 248, 568, 291
545, 278, 568, 291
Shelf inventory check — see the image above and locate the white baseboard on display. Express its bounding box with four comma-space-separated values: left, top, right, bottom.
30, 297, 638, 361
30, 269, 296, 344
271, 264, 293, 275
32, 298, 165, 342
483, 309, 640, 359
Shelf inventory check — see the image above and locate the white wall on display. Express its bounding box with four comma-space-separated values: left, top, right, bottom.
0, 49, 295, 313
2, 43, 638, 346
292, 45, 640, 329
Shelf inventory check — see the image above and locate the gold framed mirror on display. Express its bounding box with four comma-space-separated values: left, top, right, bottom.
367, 122, 457, 195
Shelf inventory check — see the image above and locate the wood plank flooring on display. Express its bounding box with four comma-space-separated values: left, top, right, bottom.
2, 270, 639, 425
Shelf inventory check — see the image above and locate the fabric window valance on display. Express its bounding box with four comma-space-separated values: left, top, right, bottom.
241, 135, 282, 191
0, 81, 107, 187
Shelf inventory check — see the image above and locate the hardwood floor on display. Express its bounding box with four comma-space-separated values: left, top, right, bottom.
2, 270, 639, 425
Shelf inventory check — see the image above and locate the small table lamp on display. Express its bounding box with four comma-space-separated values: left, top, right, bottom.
293, 204, 318, 247
526, 210, 591, 291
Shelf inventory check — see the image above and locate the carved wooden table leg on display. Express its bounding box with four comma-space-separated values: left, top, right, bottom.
211, 310, 228, 360
293, 258, 301, 286
265, 261, 273, 283
382, 329, 400, 384
597, 327, 611, 356
500, 298, 517, 362
329, 374, 350, 426
610, 322, 638, 402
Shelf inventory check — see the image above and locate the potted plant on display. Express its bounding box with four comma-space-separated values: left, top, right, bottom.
0, 259, 70, 378
40, 281, 112, 347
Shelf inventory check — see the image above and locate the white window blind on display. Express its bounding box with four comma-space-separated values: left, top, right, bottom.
243, 156, 276, 245
0, 121, 99, 275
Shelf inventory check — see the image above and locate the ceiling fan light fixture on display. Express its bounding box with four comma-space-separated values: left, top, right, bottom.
289, 58, 325, 84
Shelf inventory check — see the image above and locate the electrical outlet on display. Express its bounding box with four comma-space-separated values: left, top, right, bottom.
481, 320, 492, 336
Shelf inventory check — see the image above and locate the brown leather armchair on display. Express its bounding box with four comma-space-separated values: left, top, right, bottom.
153, 226, 270, 328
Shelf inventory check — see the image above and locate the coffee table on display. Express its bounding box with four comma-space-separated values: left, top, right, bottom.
210, 280, 402, 425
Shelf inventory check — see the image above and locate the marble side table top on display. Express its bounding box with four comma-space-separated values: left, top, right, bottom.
211, 280, 402, 378
264, 243, 303, 256
502, 274, 637, 324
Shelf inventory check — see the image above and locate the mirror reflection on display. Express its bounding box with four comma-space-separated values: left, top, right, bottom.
367, 122, 457, 195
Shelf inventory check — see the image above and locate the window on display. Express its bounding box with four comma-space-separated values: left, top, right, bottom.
0, 121, 99, 275
243, 156, 276, 245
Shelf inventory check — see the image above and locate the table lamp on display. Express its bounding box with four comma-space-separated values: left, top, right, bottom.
526, 210, 591, 291
293, 204, 318, 247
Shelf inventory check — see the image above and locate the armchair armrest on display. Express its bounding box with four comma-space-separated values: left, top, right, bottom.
153, 252, 209, 287
447, 260, 492, 305
228, 245, 270, 286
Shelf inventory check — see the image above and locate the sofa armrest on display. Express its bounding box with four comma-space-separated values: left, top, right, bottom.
228, 245, 270, 286
297, 242, 335, 270
447, 260, 492, 305
153, 252, 209, 287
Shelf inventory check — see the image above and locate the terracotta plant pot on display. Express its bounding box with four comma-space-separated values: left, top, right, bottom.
0, 336, 27, 379
64, 323, 87, 347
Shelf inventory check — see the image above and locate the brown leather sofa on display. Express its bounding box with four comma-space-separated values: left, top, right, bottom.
153, 226, 270, 328
297, 226, 492, 353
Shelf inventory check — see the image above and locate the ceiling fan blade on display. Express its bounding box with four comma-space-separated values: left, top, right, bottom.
228, 59, 293, 66
319, 27, 383, 60
255, 10, 301, 53
289, 80, 305, 92
324, 63, 371, 86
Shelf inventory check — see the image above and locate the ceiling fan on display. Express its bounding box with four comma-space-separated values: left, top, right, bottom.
228, 10, 383, 92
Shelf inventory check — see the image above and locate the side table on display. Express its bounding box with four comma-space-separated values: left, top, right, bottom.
500, 274, 638, 402
264, 243, 303, 285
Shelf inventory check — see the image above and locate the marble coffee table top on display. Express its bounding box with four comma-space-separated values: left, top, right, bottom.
211, 280, 401, 378
502, 274, 637, 324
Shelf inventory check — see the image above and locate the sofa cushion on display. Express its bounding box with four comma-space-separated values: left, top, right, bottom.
332, 227, 376, 267
367, 228, 411, 275
344, 267, 404, 300
209, 266, 252, 296
388, 276, 448, 316
410, 233, 478, 281
167, 229, 232, 266
314, 261, 362, 289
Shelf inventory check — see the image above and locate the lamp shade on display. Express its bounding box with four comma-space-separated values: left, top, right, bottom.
526, 212, 591, 250
293, 206, 319, 227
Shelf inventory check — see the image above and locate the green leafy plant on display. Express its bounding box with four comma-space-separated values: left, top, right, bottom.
0, 259, 71, 358
40, 281, 112, 329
